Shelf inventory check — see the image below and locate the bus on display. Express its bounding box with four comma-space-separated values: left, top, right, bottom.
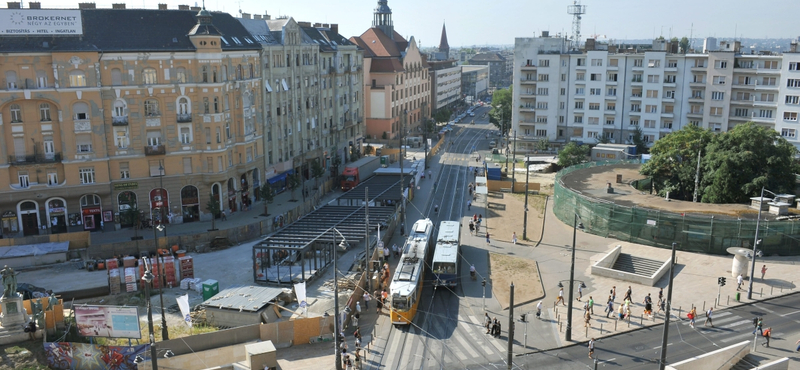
389, 218, 434, 326
432, 221, 461, 288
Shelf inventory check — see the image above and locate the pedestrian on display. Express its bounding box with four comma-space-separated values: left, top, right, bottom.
657, 298, 665, 315
643, 294, 652, 318
762, 327, 771, 347
617, 304, 625, 321
428, 170, 432, 179
484, 313, 491, 332
221, 209, 228, 221
577, 284, 583, 301
795, 338, 800, 352
588, 338, 596, 359
384, 246, 390, 261
626, 305, 632, 322
473, 214, 478, 222
353, 311, 360, 327
434, 204, 439, 213
354, 327, 362, 341
761, 265, 767, 280
658, 288, 663, 303
467, 200, 472, 210
737, 273, 743, 291
356, 302, 362, 316
495, 320, 502, 338
584, 310, 591, 328
689, 307, 697, 328
363, 291, 370, 309
469, 221, 475, 235
375, 289, 382, 314
588, 296, 594, 314
512, 232, 517, 244
536, 301, 543, 319
704, 307, 713, 327
583, 301, 589, 312
605, 297, 614, 318
611, 286, 616, 301
753, 317, 763, 335
487, 318, 495, 335
624, 286, 632, 302
556, 288, 566, 306
486, 231, 490, 244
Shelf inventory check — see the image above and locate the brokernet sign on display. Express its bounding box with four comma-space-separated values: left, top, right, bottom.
0, 9, 82, 35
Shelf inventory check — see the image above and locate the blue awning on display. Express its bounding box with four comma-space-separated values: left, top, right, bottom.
267, 170, 295, 184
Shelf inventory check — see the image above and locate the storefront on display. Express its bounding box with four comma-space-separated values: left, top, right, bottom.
149, 188, 169, 226
252, 168, 261, 201
1, 211, 18, 236
267, 169, 294, 194
240, 174, 250, 210
211, 183, 222, 219
227, 178, 237, 212
46, 198, 68, 234
80, 194, 103, 231
117, 191, 138, 228
180, 185, 199, 223
17, 200, 40, 236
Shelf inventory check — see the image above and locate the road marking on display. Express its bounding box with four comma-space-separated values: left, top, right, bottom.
781, 310, 800, 317
600, 357, 617, 364
468, 315, 481, 326
721, 331, 761, 343
754, 304, 779, 315
720, 320, 753, 329
383, 327, 403, 367
460, 316, 494, 357
453, 326, 480, 359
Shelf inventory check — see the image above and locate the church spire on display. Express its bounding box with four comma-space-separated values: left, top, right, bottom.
438, 22, 450, 56
373, 0, 394, 40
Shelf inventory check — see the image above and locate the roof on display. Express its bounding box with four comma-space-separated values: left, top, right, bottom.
470, 53, 506, 62
438, 22, 449, 51
301, 26, 355, 52
0, 9, 260, 53
237, 18, 279, 45
371, 58, 405, 72
200, 285, 285, 312
355, 27, 401, 57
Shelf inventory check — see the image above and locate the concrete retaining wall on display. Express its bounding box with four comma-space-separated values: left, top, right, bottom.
591, 245, 672, 287
143, 341, 253, 370
755, 358, 790, 370
666, 340, 750, 370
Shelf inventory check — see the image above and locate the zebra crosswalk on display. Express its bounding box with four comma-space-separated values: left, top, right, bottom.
679, 310, 773, 345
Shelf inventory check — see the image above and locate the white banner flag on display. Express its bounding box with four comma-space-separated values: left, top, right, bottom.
176, 294, 192, 328
294, 281, 307, 314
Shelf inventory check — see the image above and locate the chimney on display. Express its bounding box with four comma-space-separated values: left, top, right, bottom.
28, 1, 40, 8
242, 12, 250, 19
112, 3, 125, 9
541, 30, 549, 38
190, 6, 201, 11
6, 1, 20, 8
78, 2, 96, 9
791, 41, 798, 53
585, 38, 596, 51
298, 21, 311, 27
322, 23, 329, 28
253, 14, 261, 20
608, 44, 617, 53
330, 23, 338, 34
178, 4, 189, 10
158, 3, 167, 9
264, 12, 270, 20
313, 23, 322, 27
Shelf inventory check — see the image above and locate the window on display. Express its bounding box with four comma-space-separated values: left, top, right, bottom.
647, 75, 659, 83
5, 70, 18, 89
591, 59, 603, 66
761, 77, 776, 86
710, 107, 723, 116
113, 100, 126, 117
782, 128, 796, 138
76, 135, 92, 153
216, 127, 221, 143
47, 172, 58, 185
711, 92, 725, 100
120, 162, 130, 179
576, 72, 585, 81
183, 158, 193, 174
111, 68, 122, 85
146, 131, 162, 146
609, 59, 618, 67
536, 102, 548, 109
18, 173, 29, 188
665, 90, 675, 99
538, 74, 549, 81
590, 73, 601, 81
535, 129, 547, 136
69, 70, 86, 87
79, 167, 95, 184
115, 128, 129, 148
644, 135, 655, 143
176, 67, 187, 83
788, 62, 800, 71
606, 73, 618, 82
606, 103, 616, 111
73, 102, 89, 120
560, 88, 566, 95
144, 99, 160, 117
667, 60, 678, 68
43, 138, 54, 158
630, 119, 639, 126
590, 88, 601, 95
561, 73, 566, 81
632, 74, 643, 82
180, 126, 191, 144
784, 112, 798, 121
605, 117, 615, 125
734, 108, 749, 117
536, 116, 548, 123
714, 60, 728, 69
646, 90, 659, 98
575, 101, 584, 109
142, 68, 157, 84
574, 115, 583, 123
178, 97, 190, 115
225, 121, 231, 139
7, 104, 22, 122
588, 117, 599, 125
36, 71, 47, 88
606, 87, 617, 96
633, 59, 643, 67
537, 87, 548, 96
631, 104, 641, 112
759, 93, 775, 102
587, 131, 598, 138
713, 76, 726, 85
664, 75, 676, 83
589, 103, 600, 110
644, 119, 656, 128
539, 60, 549, 67
691, 90, 703, 99
575, 87, 585, 95
758, 109, 773, 118
689, 120, 700, 127
648, 59, 660, 68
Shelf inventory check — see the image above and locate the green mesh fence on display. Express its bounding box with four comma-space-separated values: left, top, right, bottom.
554, 161, 800, 256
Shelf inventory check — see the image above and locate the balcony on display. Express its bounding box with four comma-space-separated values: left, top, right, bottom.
663, 79, 677, 87
691, 64, 707, 71
144, 144, 166, 156
520, 64, 537, 71
112, 115, 128, 126
520, 93, 536, 99
631, 78, 643, 86
754, 82, 779, 91
687, 111, 703, 117
661, 111, 674, 118
689, 80, 706, 87
751, 113, 775, 123
688, 95, 704, 103
8, 152, 62, 165
519, 106, 536, 113
520, 79, 537, 85
630, 94, 642, 100
753, 98, 777, 107
177, 113, 192, 123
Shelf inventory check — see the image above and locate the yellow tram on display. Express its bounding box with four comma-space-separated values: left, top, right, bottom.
389, 218, 434, 325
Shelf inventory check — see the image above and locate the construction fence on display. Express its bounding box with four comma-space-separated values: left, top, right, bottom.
554, 160, 800, 256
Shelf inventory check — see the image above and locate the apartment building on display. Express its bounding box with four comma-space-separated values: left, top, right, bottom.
0, 5, 264, 237
461, 65, 490, 103
512, 35, 800, 152
428, 60, 462, 111
350, 0, 431, 140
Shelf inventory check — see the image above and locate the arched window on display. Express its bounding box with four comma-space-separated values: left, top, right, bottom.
212, 67, 218, 82
236, 64, 243, 80
142, 68, 157, 85
113, 100, 126, 117
201, 66, 208, 83
72, 102, 89, 120
144, 99, 160, 117
249, 63, 254, 78
221, 65, 228, 81
69, 70, 86, 87
178, 97, 190, 115
111, 68, 122, 85
5, 70, 18, 89
176, 67, 187, 83
9, 104, 22, 122
39, 103, 51, 121
80, 194, 101, 206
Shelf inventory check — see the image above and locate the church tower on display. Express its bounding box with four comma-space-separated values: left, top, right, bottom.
373, 0, 394, 39
438, 22, 450, 57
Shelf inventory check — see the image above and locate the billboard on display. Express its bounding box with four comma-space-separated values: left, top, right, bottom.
0, 10, 83, 35
74, 305, 141, 338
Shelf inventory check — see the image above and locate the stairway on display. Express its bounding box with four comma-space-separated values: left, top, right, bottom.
729, 353, 767, 370
610, 253, 663, 277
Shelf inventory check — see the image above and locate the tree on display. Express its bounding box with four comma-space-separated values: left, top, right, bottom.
287, 173, 301, 201
700, 122, 799, 203
331, 151, 342, 180
206, 195, 220, 231
679, 37, 690, 53
488, 86, 513, 132
598, 134, 611, 144
364, 144, 375, 156
122, 205, 142, 240
259, 185, 275, 216
557, 142, 591, 168
630, 126, 649, 155
350, 145, 360, 162
311, 159, 325, 190
433, 108, 452, 124
640, 125, 713, 200
536, 137, 550, 152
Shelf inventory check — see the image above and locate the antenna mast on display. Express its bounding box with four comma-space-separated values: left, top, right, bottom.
567, 1, 587, 50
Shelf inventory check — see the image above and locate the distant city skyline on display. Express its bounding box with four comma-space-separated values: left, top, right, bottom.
12, 0, 800, 47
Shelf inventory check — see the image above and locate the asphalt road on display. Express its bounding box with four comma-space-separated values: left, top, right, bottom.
513, 292, 800, 369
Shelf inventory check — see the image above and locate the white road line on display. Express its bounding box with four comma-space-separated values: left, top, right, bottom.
383, 328, 403, 368
600, 357, 617, 364
754, 304, 779, 315
720, 320, 753, 329
721, 331, 761, 343
780, 310, 800, 317
468, 315, 481, 326
460, 317, 494, 357
453, 327, 479, 359
487, 334, 507, 354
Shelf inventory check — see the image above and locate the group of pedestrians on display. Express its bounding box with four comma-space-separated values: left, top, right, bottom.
339, 327, 364, 370
484, 313, 502, 337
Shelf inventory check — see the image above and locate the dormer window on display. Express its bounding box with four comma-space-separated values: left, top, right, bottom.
232, 37, 241, 45
220, 37, 229, 45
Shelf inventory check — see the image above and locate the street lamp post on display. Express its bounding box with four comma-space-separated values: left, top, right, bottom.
522, 161, 530, 240
141, 258, 159, 370
154, 162, 169, 341
511, 130, 517, 184
658, 242, 678, 370
748, 187, 773, 300
400, 110, 407, 235
565, 213, 582, 342
331, 228, 348, 370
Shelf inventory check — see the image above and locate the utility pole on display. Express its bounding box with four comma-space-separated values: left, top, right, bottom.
659, 242, 678, 370
507, 282, 514, 370
399, 110, 407, 235
693, 148, 701, 202
365, 188, 371, 294
511, 130, 517, 184
523, 162, 530, 240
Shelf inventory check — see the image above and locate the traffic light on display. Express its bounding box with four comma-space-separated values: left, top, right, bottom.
482, 278, 486, 287
718, 277, 726, 286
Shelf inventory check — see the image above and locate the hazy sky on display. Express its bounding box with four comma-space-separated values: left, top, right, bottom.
19, 0, 800, 46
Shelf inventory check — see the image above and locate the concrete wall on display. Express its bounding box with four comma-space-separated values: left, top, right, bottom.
592, 245, 622, 269
591, 245, 672, 287
666, 340, 750, 370
755, 358, 790, 370
0, 231, 89, 252
143, 340, 251, 370
206, 307, 268, 328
